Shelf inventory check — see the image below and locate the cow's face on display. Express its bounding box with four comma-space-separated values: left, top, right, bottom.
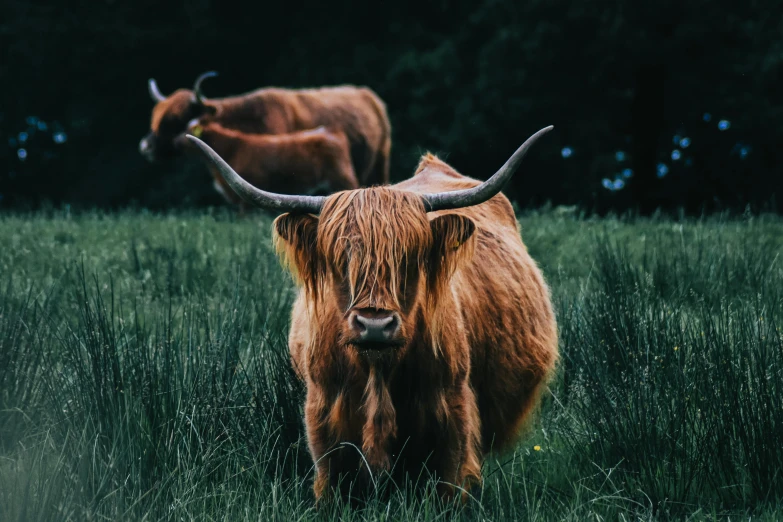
274, 188, 475, 358
139, 90, 216, 163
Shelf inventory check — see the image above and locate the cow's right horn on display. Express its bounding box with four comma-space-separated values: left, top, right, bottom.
421, 125, 554, 212
148, 78, 166, 102
185, 135, 326, 214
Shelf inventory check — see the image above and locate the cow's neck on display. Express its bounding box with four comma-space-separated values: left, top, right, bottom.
199, 129, 241, 162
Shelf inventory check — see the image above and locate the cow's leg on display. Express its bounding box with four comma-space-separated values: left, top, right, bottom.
365, 129, 392, 186
361, 367, 396, 474
305, 385, 364, 503
330, 169, 359, 192
304, 386, 338, 502
434, 382, 482, 503
454, 382, 483, 503
378, 147, 390, 185
331, 158, 360, 191
362, 149, 390, 187
211, 177, 234, 204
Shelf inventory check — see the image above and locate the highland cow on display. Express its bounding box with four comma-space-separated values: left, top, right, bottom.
177, 120, 358, 211
139, 72, 391, 187
184, 126, 559, 504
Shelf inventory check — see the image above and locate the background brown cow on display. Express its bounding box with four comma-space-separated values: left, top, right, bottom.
184, 128, 559, 504
175, 120, 358, 213
139, 72, 391, 194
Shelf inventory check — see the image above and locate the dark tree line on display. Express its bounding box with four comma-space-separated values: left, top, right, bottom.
1, 0, 781, 214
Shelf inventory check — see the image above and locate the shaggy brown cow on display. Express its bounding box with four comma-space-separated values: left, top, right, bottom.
175, 120, 358, 211
139, 72, 391, 187
184, 127, 559, 503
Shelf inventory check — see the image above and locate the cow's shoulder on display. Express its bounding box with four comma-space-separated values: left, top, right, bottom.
396, 153, 480, 195
394, 153, 519, 231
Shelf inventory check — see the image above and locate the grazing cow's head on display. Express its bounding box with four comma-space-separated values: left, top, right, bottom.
183, 126, 552, 360
139, 72, 218, 162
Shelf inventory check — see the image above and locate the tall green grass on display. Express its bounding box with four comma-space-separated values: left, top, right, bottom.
1, 208, 782, 520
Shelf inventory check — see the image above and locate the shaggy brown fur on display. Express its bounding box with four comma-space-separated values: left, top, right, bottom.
176, 122, 358, 211
274, 153, 559, 504
140, 80, 391, 187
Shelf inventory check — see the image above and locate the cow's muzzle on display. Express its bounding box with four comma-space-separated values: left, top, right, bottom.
139, 134, 157, 162
350, 309, 402, 348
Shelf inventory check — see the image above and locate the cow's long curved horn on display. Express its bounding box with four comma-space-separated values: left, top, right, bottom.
148, 78, 166, 102
193, 71, 218, 105
185, 135, 326, 214
421, 125, 554, 212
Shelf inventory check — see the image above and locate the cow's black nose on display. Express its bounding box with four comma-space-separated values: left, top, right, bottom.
351, 310, 401, 344
139, 137, 156, 161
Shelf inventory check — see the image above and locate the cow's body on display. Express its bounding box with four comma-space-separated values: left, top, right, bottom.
199, 87, 390, 187
182, 123, 557, 504
140, 80, 391, 193
179, 123, 358, 208
286, 154, 558, 501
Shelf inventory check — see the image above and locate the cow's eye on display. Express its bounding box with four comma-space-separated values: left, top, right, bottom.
332, 258, 350, 286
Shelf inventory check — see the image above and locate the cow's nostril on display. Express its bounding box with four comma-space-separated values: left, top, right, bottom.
351, 314, 367, 333
383, 315, 399, 336
139, 139, 154, 154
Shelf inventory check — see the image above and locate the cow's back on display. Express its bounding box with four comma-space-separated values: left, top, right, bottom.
398, 154, 559, 453
214, 85, 390, 187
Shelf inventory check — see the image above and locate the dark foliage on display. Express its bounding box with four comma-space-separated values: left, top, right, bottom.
0, 0, 781, 214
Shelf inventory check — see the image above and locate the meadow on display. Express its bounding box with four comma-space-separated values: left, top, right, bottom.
1, 206, 782, 521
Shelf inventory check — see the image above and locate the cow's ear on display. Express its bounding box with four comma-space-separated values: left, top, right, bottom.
274, 213, 319, 249
429, 214, 475, 254
273, 213, 320, 282
428, 213, 475, 293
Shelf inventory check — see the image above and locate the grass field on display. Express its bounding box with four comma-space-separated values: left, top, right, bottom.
1, 206, 782, 521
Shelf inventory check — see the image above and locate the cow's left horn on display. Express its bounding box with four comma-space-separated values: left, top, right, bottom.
148, 78, 166, 102
421, 125, 554, 212
185, 135, 326, 214
193, 71, 218, 105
